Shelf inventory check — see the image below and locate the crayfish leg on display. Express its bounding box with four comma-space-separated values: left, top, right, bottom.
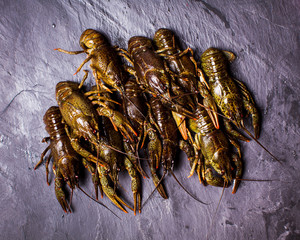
74, 54, 92, 75
202, 95, 219, 129
197, 68, 210, 90
35, 145, 50, 170
82, 158, 102, 200
65, 126, 110, 170
96, 107, 138, 143
78, 70, 89, 89
45, 153, 52, 185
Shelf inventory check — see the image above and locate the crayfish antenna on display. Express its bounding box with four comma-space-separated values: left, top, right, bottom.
206, 181, 226, 240
142, 172, 167, 209
241, 126, 282, 165
169, 169, 208, 205
77, 185, 121, 220
234, 178, 277, 182
102, 143, 152, 162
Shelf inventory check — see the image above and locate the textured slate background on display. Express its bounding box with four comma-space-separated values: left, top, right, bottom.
0, 0, 299, 239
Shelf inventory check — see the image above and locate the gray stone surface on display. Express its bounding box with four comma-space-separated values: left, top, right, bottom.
0, 0, 299, 239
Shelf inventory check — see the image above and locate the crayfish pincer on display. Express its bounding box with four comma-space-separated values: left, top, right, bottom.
201, 48, 259, 139
35, 106, 81, 213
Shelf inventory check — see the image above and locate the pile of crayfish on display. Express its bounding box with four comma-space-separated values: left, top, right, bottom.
35, 28, 265, 215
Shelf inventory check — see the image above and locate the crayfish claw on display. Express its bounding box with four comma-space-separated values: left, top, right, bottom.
97, 107, 137, 142
99, 166, 131, 213
172, 112, 188, 140
231, 154, 242, 194
149, 164, 168, 199
124, 157, 142, 215
133, 192, 142, 215
55, 177, 72, 213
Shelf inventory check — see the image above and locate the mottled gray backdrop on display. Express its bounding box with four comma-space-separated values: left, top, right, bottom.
0, 0, 299, 239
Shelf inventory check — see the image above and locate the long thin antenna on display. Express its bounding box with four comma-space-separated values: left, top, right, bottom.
169, 170, 208, 205
77, 185, 121, 219
206, 182, 226, 240
142, 172, 166, 209
142, 169, 209, 209
241, 126, 282, 165
235, 178, 278, 182
102, 143, 151, 161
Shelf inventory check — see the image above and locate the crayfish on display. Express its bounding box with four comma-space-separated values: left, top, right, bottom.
185, 103, 242, 194
35, 106, 81, 212
201, 47, 259, 139
36, 106, 123, 216
55, 29, 127, 94
153, 28, 219, 135
125, 36, 196, 120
